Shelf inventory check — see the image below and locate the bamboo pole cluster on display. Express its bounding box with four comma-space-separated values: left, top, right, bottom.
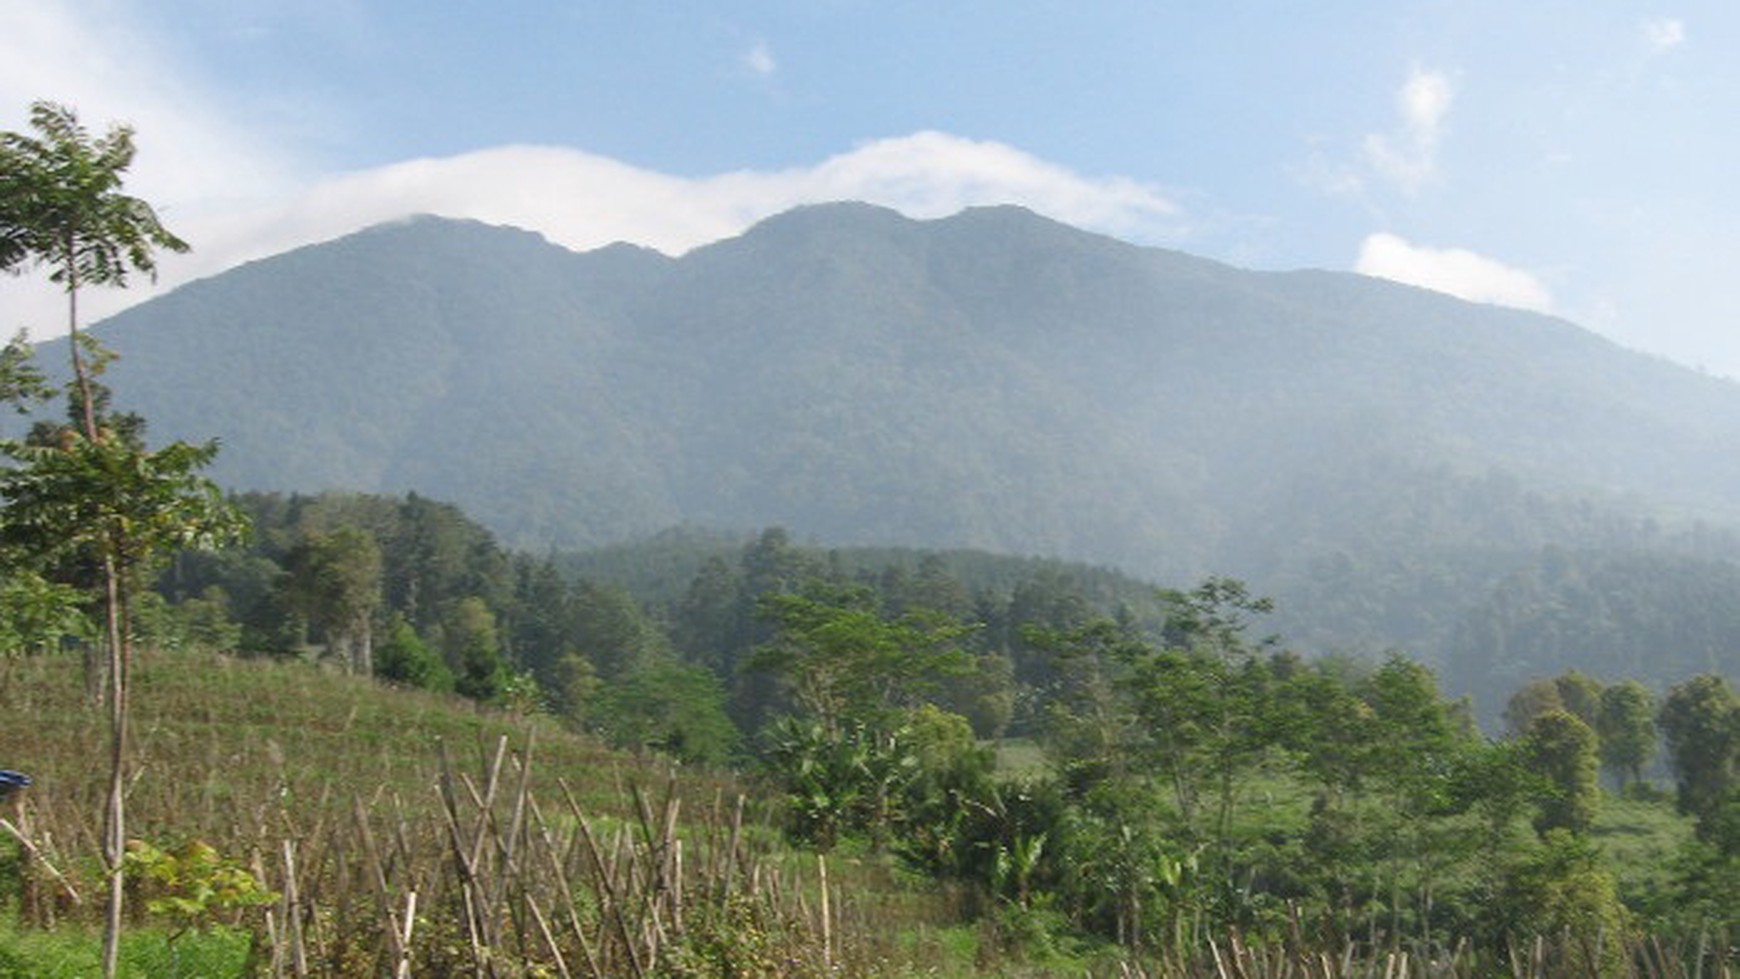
232, 733, 851, 977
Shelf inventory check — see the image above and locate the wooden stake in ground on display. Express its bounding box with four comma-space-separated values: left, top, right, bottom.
0, 816, 81, 906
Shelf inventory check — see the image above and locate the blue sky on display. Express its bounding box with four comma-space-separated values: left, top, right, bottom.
3, 2, 1737, 376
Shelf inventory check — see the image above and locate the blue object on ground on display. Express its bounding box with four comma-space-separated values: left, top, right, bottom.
0, 770, 29, 804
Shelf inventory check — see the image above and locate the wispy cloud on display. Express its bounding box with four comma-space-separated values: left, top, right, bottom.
200, 132, 1180, 260
1641, 17, 1686, 54
743, 40, 777, 77
1362, 67, 1454, 195
1355, 232, 1551, 312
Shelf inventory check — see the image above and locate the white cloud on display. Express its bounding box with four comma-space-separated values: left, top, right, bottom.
1355, 232, 1552, 312
743, 40, 777, 77
218, 131, 1179, 258
1362, 68, 1454, 195
1, 131, 1183, 340
1641, 17, 1685, 54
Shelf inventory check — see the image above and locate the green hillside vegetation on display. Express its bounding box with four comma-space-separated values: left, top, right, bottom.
8, 482, 1740, 971
4, 534, 1738, 975
45, 204, 1740, 709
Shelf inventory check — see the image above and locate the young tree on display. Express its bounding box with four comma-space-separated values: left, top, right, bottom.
0, 101, 225, 979
0, 410, 239, 976
374, 613, 454, 692
441, 595, 507, 702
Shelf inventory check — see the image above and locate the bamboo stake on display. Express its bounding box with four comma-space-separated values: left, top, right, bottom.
436, 740, 494, 979
0, 817, 80, 905
819, 852, 832, 975
528, 793, 604, 979
395, 890, 417, 979
250, 848, 284, 979
352, 796, 410, 973
563, 779, 646, 979
722, 794, 745, 903
281, 838, 307, 978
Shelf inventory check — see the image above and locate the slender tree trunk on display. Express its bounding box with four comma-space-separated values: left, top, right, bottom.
63, 247, 127, 979
67, 253, 107, 707
64, 243, 99, 442
352, 617, 373, 676
100, 549, 126, 979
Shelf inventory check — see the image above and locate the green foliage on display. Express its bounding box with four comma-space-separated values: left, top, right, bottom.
373, 613, 454, 691
1523, 709, 1602, 836
1658, 674, 1740, 835
122, 838, 276, 942
1504, 676, 1565, 737
1445, 550, 1740, 728
1662, 817, 1740, 931
752, 580, 973, 735
0, 101, 188, 292
0, 568, 87, 655
591, 663, 738, 765
282, 524, 383, 675
440, 595, 506, 702
0, 430, 242, 577
1597, 679, 1658, 789
566, 578, 671, 682
0, 333, 51, 415
1489, 831, 1631, 976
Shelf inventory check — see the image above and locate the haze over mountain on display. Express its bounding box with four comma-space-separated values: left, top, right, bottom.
56, 203, 1740, 703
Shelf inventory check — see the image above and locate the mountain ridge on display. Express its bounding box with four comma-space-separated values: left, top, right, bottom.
35, 202, 1740, 690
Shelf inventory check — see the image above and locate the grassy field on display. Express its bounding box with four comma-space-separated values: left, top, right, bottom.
0, 649, 1020, 977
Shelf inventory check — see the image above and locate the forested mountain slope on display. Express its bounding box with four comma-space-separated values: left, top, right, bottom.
54, 203, 1740, 688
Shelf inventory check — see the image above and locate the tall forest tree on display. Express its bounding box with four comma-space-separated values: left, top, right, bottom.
1522, 708, 1601, 836
1659, 674, 1739, 836
284, 526, 383, 674
1596, 679, 1658, 791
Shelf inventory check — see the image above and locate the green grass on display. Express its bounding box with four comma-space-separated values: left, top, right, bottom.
1592, 788, 1696, 910
0, 921, 252, 979
992, 737, 1048, 778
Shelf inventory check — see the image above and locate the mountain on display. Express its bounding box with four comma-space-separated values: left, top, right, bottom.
49, 203, 1740, 701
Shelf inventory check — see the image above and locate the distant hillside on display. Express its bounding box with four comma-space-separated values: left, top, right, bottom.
45, 203, 1740, 691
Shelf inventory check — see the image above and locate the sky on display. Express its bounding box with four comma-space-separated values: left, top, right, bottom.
3, 2, 1738, 375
